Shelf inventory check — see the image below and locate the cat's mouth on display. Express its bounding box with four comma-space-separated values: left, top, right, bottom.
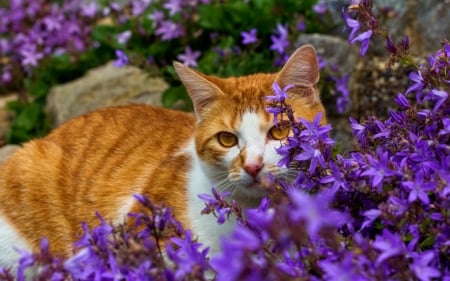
247, 177, 272, 190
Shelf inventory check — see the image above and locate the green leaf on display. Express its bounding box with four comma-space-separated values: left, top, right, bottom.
24, 79, 51, 99
92, 25, 121, 45
198, 5, 228, 31
162, 85, 189, 109
420, 236, 435, 249
13, 102, 42, 132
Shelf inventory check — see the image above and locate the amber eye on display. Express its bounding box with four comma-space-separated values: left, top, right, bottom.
217, 132, 238, 147
269, 125, 290, 140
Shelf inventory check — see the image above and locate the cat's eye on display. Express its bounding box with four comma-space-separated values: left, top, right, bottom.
269, 125, 290, 140
217, 132, 238, 147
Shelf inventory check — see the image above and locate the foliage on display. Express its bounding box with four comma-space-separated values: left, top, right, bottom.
0, 0, 346, 143
0, 0, 114, 143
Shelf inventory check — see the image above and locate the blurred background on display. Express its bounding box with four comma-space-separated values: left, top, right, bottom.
0, 0, 448, 159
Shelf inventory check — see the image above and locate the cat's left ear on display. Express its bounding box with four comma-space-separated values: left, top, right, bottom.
275, 44, 320, 103
173, 62, 224, 118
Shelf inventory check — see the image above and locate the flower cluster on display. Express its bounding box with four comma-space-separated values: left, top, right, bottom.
2, 194, 210, 281
0, 0, 100, 84
207, 35, 448, 278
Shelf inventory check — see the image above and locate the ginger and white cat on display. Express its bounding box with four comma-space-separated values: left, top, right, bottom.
0, 45, 326, 270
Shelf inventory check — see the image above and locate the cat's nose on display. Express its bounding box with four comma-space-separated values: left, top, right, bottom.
244, 163, 264, 178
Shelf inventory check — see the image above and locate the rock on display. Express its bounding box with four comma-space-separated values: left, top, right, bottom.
0, 144, 19, 163
0, 94, 16, 146
296, 34, 359, 75
324, 0, 449, 56
350, 56, 410, 118
415, 0, 450, 54
46, 61, 169, 126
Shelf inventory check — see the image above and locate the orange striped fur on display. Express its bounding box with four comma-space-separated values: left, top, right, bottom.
0, 45, 326, 267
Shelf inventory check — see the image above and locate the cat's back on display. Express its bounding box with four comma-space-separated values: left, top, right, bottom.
0, 104, 195, 256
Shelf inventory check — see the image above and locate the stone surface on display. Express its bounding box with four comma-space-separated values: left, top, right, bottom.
46, 61, 169, 126
331, 0, 450, 56
296, 34, 359, 75
0, 94, 16, 146
0, 144, 19, 163
376, 0, 449, 55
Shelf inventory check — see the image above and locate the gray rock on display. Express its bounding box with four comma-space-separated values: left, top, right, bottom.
296, 34, 359, 75
325, 0, 449, 56
415, 0, 450, 54
0, 144, 19, 163
0, 94, 16, 146
46, 61, 168, 126
374, 0, 449, 55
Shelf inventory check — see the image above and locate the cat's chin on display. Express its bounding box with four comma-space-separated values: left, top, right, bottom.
230, 181, 268, 206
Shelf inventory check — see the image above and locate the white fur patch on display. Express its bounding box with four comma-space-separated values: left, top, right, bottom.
0, 213, 32, 273
115, 195, 137, 225
186, 140, 236, 253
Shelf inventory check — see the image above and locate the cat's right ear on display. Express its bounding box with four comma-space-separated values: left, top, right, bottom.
173, 62, 223, 118
275, 44, 320, 104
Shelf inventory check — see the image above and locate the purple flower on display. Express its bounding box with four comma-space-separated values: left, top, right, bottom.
246, 197, 274, 229
210, 239, 245, 281
17, 249, 35, 281
81, 2, 97, 18
270, 24, 289, 54
351, 30, 373, 56
360, 148, 397, 190
385, 36, 397, 54
155, 20, 185, 41
241, 28, 258, 45
297, 20, 306, 32
405, 70, 425, 96
131, 0, 151, 16
342, 8, 360, 41
147, 10, 165, 27
116, 30, 132, 45
410, 251, 441, 281
20, 45, 43, 67
320, 161, 349, 191
320, 253, 366, 281
372, 229, 406, 264
198, 188, 232, 224
177, 46, 201, 67
43, 15, 62, 32
166, 230, 209, 279
360, 209, 381, 230
1, 69, 12, 83
266, 82, 292, 102
426, 89, 448, 112
289, 189, 349, 237
401, 172, 434, 205
298, 113, 334, 145
113, 49, 129, 67
295, 143, 327, 173
163, 0, 183, 16
313, 3, 327, 14
332, 74, 351, 113
350, 117, 367, 146
439, 118, 450, 135
394, 92, 411, 108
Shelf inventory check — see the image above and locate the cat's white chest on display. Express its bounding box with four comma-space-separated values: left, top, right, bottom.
185, 145, 235, 253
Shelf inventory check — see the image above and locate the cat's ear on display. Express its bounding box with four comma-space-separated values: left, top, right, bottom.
173, 62, 223, 118
275, 44, 320, 103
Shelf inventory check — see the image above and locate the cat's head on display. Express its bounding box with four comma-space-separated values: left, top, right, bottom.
174, 45, 326, 203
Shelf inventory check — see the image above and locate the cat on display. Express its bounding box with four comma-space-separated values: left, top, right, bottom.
0, 44, 326, 270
